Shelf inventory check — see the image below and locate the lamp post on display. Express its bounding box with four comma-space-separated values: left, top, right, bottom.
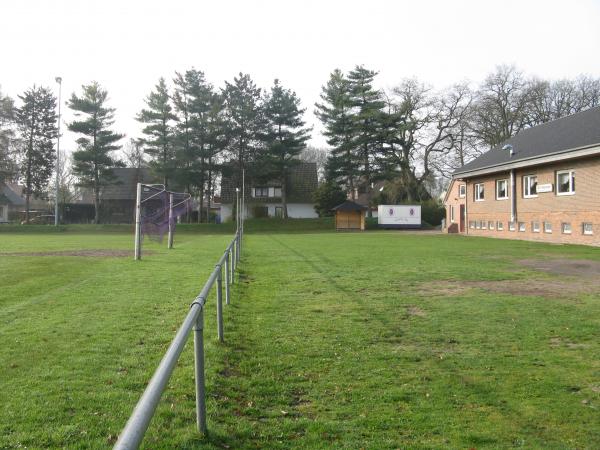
54, 77, 62, 226
235, 187, 240, 231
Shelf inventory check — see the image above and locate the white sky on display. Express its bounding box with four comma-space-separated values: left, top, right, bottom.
2, 0, 600, 156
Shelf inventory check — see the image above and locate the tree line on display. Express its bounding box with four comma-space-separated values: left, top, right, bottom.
314, 65, 600, 213
1, 65, 599, 223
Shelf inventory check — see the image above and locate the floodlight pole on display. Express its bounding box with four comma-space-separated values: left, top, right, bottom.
54, 76, 62, 226
235, 188, 240, 232
241, 169, 245, 252
168, 193, 174, 249
134, 183, 142, 260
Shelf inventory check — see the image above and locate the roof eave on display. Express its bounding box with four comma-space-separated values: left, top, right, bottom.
453, 144, 600, 179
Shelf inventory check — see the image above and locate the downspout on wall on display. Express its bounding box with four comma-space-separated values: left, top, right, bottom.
510, 169, 516, 223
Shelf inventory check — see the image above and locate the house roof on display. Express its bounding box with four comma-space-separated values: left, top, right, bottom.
0, 183, 26, 206
332, 200, 368, 212
220, 162, 318, 204
77, 168, 161, 203
454, 106, 600, 178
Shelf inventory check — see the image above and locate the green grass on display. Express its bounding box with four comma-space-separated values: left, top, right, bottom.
1, 229, 599, 449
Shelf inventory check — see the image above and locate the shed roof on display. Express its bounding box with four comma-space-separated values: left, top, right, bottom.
332, 200, 368, 212
454, 106, 600, 177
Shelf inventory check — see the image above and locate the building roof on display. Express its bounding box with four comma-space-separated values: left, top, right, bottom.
0, 182, 26, 206
220, 162, 318, 204
332, 200, 368, 212
454, 106, 600, 178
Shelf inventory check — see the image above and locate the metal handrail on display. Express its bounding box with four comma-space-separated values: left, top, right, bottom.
114, 227, 242, 450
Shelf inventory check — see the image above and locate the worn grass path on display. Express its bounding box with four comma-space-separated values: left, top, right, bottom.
1, 231, 599, 449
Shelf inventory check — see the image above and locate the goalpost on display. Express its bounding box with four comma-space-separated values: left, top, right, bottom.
134, 183, 191, 260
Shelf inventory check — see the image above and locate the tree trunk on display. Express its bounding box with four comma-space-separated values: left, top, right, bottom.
93, 186, 100, 224
206, 158, 212, 223
281, 174, 288, 219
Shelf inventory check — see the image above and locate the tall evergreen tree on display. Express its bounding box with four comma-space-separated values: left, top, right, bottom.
261, 79, 311, 218
0, 86, 17, 182
315, 69, 357, 197
137, 77, 176, 187
68, 82, 124, 224
203, 92, 228, 222
223, 73, 263, 185
15, 86, 58, 223
347, 65, 385, 215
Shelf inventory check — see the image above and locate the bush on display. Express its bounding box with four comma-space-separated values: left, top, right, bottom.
420, 199, 446, 226
312, 182, 347, 217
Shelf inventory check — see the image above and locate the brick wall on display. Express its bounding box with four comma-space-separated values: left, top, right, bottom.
444, 179, 466, 233
461, 155, 600, 246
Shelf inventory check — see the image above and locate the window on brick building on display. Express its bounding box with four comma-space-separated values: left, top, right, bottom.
556, 170, 575, 195
476, 221, 482, 229
583, 223, 593, 235
497, 221, 504, 230
459, 185, 466, 198
544, 222, 552, 233
489, 221, 495, 230
475, 183, 485, 201
532, 222, 540, 233
518, 222, 526, 232
562, 222, 572, 234
482, 221, 487, 230
509, 221, 515, 231
496, 179, 508, 200
450, 205, 455, 223
523, 175, 538, 198
469, 221, 475, 229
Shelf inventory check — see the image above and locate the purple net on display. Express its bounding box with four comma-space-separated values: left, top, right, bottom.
140, 185, 191, 242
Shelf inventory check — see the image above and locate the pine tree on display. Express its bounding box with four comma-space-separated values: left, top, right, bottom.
261, 79, 311, 218
223, 73, 263, 185
347, 65, 385, 215
15, 86, 58, 223
68, 82, 124, 224
203, 93, 228, 222
315, 69, 357, 197
0, 86, 17, 182
137, 77, 176, 187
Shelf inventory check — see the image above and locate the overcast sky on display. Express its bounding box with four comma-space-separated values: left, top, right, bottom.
2, 0, 600, 156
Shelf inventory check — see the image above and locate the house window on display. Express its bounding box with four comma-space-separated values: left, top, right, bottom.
544, 222, 552, 233
562, 222, 572, 234
482, 221, 487, 230
254, 187, 269, 198
476, 221, 482, 229
489, 221, 495, 230
583, 223, 593, 235
556, 170, 575, 195
496, 179, 508, 200
532, 222, 540, 233
523, 175, 538, 198
275, 206, 283, 218
474, 183, 485, 201
0, 205, 5, 220
509, 221, 515, 231
450, 205, 455, 223
497, 221, 504, 231
459, 185, 466, 198
469, 221, 474, 229
273, 187, 282, 198
518, 222, 526, 232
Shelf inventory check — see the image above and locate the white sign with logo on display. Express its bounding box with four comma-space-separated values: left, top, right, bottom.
377, 205, 421, 228
537, 183, 553, 193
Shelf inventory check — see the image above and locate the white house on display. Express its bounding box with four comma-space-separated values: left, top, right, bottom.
220, 162, 319, 221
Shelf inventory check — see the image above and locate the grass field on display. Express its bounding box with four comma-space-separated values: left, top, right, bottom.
1, 226, 599, 449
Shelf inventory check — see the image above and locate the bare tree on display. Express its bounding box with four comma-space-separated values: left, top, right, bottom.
122, 138, 147, 169
301, 145, 329, 182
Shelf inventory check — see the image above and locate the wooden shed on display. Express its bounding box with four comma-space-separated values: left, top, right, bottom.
332, 200, 368, 231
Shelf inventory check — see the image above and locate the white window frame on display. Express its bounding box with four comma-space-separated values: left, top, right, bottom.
497, 221, 504, 231
474, 183, 485, 202
496, 179, 509, 200
518, 222, 526, 232
509, 221, 516, 231
450, 205, 455, 223
273, 187, 282, 198
532, 221, 540, 233
254, 187, 269, 198
488, 221, 495, 230
544, 222, 552, 233
476, 220, 482, 229
523, 175, 538, 198
481, 220, 488, 230
459, 185, 466, 198
561, 222, 572, 234
469, 221, 475, 229
556, 170, 575, 196
582, 223, 593, 235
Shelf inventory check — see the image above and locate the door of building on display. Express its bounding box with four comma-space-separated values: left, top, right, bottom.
459, 204, 465, 232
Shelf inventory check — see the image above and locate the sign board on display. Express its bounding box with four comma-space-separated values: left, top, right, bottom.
536, 183, 553, 193
377, 205, 421, 228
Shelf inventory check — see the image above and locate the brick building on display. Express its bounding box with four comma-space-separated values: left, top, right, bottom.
444, 106, 600, 246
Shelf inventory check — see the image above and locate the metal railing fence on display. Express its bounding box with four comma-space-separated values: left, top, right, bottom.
114, 223, 244, 450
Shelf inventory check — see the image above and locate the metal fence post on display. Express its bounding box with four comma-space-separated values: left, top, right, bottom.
216, 264, 224, 342
236, 233, 241, 263
193, 308, 207, 434
224, 250, 230, 305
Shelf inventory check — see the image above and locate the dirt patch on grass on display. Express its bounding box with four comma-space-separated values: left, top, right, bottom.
519, 258, 600, 277
0, 249, 144, 257
406, 306, 426, 317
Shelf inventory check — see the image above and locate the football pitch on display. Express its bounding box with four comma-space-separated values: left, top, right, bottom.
1, 227, 599, 449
